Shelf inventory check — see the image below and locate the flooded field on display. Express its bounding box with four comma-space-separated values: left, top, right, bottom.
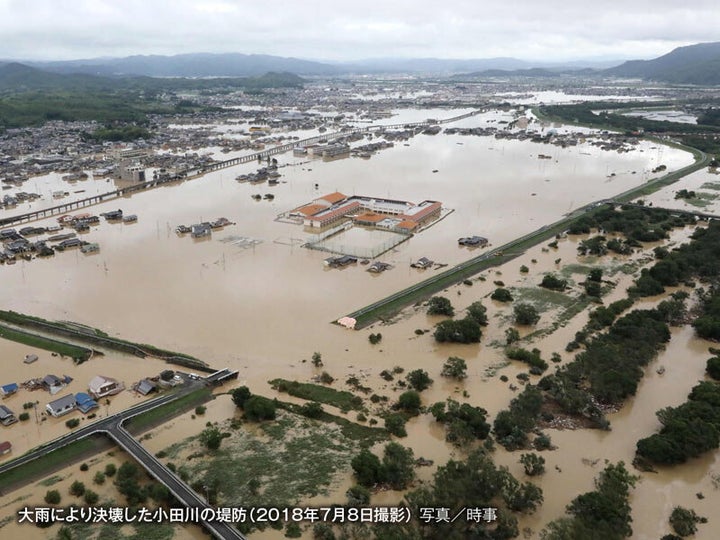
0, 118, 693, 372
642, 166, 720, 213
622, 109, 698, 124
0, 445, 205, 540
0, 109, 713, 539
0, 338, 185, 459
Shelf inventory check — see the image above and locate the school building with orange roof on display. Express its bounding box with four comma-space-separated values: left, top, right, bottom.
289, 192, 442, 231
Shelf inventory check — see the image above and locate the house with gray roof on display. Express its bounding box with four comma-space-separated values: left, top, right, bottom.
43, 374, 66, 395
136, 379, 157, 396
46, 394, 76, 417
0, 405, 17, 426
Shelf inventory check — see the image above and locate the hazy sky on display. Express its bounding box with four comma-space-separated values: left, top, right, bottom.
1, 0, 717, 62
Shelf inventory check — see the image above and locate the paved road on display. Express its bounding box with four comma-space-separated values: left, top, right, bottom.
0, 108, 485, 228
105, 423, 246, 540
0, 386, 186, 476
0, 380, 246, 540
345, 145, 712, 328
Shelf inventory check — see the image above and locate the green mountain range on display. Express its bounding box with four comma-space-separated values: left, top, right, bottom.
605, 42, 720, 85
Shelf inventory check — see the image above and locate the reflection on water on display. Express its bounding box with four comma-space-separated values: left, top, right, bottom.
0, 111, 711, 539
623, 109, 698, 125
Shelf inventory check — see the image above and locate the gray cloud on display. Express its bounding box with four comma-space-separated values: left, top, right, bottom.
0, 0, 716, 61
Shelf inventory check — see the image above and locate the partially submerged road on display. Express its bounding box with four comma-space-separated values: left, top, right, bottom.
344, 146, 711, 328
0, 372, 245, 540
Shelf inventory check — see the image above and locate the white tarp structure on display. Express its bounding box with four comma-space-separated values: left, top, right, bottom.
337, 317, 356, 329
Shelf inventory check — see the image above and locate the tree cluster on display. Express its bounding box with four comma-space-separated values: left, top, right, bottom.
232, 385, 277, 421
465, 301, 488, 326
568, 205, 693, 244
586, 298, 634, 331
693, 288, 720, 340
429, 398, 490, 446
90, 125, 153, 142
506, 347, 548, 374
441, 356, 468, 379
519, 453, 545, 476
707, 354, 720, 380
540, 274, 567, 291
578, 236, 608, 256
434, 317, 482, 343
350, 442, 415, 490
657, 292, 688, 326
636, 380, 720, 465
396, 391, 422, 415
406, 369, 432, 391
578, 235, 636, 257
244, 396, 277, 421
200, 425, 224, 451
669, 506, 706, 537
513, 303, 540, 326
542, 462, 638, 540
629, 219, 720, 300
674, 189, 697, 200
384, 413, 408, 437
542, 102, 720, 136
493, 385, 543, 450
491, 287, 513, 302
427, 296, 454, 316
374, 449, 542, 539
115, 461, 147, 506
548, 309, 670, 412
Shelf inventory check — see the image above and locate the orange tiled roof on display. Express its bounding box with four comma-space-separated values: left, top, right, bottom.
402, 201, 441, 223
308, 201, 361, 222
396, 220, 419, 230
297, 204, 326, 217
318, 191, 347, 205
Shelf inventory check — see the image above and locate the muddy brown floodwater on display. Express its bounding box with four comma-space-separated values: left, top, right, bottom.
0, 111, 712, 539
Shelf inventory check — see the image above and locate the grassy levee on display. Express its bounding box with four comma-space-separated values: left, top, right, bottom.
346, 214, 583, 329
269, 379, 364, 411
272, 399, 388, 442
123, 387, 213, 435
345, 134, 709, 329
0, 323, 93, 360
0, 386, 212, 494
0, 309, 212, 372
0, 435, 111, 492
612, 141, 709, 203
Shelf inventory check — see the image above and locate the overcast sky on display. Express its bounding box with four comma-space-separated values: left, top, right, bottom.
1, 0, 717, 62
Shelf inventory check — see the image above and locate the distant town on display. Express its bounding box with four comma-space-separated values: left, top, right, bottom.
1, 41, 720, 540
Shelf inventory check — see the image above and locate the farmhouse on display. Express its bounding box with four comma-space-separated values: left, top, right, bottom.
46, 394, 77, 417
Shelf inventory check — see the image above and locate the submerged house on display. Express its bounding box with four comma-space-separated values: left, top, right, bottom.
46, 394, 76, 417
0, 383, 18, 398
367, 261, 392, 273
458, 236, 489, 247
101, 209, 123, 221
88, 375, 124, 399
324, 255, 358, 268
191, 223, 212, 238
135, 379, 157, 396
42, 374, 65, 395
0, 405, 17, 426
74, 392, 99, 414
411, 257, 434, 269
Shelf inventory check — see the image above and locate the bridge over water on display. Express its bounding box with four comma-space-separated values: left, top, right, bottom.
0, 108, 484, 229
0, 371, 244, 540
